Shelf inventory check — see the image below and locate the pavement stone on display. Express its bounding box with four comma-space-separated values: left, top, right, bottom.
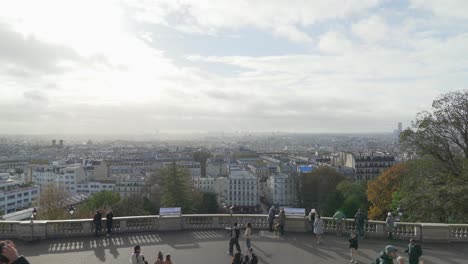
10, 230, 468, 264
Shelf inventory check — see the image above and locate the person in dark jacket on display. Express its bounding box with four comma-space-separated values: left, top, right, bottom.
278, 208, 286, 236
106, 209, 114, 235
228, 222, 241, 256
1, 241, 30, 264
354, 208, 367, 239
348, 231, 358, 263
404, 239, 422, 264
375, 245, 398, 264
231, 251, 243, 264
93, 209, 102, 237
267, 206, 276, 232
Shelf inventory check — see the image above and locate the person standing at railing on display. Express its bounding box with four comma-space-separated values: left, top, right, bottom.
267, 206, 276, 232
354, 208, 367, 239
106, 209, 114, 236
278, 208, 286, 236
386, 212, 395, 240
308, 208, 316, 233
333, 210, 346, 236
404, 238, 422, 264
93, 209, 102, 237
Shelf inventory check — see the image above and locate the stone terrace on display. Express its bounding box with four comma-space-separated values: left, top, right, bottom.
13, 230, 468, 264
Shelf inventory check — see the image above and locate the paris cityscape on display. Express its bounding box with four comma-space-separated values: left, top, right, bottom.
1, 0, 467, 263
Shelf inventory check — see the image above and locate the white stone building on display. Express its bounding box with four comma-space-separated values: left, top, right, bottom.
76, 181, 116, 195
267, 174, 296, 207
0, 173, 39, 214
227, 166, 259, 212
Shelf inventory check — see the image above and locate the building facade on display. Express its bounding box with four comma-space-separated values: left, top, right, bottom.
0, 173, 39, 214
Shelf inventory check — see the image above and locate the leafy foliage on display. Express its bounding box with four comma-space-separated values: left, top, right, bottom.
323, 181, 368, 218
299, 166, 345, 211
160, 162, 193, 213
367, 163, 406, 220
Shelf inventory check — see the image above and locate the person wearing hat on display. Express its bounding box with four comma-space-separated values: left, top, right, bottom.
386, 212, 395, 239
129, 245, 147, 264
404, 239, 422, 264
374, 245, 398, 264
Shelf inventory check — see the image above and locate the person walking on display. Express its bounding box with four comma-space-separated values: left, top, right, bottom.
374, 245, 398, 264
244, 222, 252, 250
386, 212, 395, 240
130, 245, 147, 264
267, 206, 276, 232
163, 253, 172, 264
308, 208, 316, 233
154, 251, 164, 264
348, 231, 358, 263
333, 210, 346, 236
313, 214, 324, 244
354, 208, 367, 239
228, 222, 241, 256
93, 209, 102, 237
106, 209, 114, 236
404, 239, 422, 264
278, 208, 286, 236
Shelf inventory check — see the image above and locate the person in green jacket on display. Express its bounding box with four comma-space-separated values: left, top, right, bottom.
354, 208, 367, 238
404, 239, 422, 264
332, 210, 346, 236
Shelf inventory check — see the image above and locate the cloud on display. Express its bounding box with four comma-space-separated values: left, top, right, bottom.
352, 15, 390, 44
124, 0, 380, 42
23, 90, 48, 101
0, 23, 80, 74
410, 0, 468, 19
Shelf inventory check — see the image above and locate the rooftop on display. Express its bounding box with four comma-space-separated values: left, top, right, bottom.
14, 230, 467, 264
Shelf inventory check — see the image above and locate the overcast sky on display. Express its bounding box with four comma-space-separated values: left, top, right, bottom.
1, 0, 467, 135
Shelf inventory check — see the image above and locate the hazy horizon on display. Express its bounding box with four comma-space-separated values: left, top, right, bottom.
1, 0, 467, 134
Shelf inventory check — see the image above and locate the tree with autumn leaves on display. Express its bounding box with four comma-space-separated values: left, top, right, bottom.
367, 163, 407, 220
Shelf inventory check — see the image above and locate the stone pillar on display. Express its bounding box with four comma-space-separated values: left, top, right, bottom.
120, 219, 127, 233
159, 216, 182, 231
285, 217, 308, 232
421, 223, 450, 243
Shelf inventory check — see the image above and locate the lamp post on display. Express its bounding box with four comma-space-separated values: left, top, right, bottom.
68, 205, 75, 219
397, 206, 403, 222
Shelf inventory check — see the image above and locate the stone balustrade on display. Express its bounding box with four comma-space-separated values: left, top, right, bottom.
1, 214, 467, 243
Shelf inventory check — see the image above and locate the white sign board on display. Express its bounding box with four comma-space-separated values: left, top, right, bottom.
159, 207, 181, 216
284, 208, 306, 216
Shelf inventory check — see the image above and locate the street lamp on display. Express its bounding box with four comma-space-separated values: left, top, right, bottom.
68, 205, 75, 219
397, 206, 404, 222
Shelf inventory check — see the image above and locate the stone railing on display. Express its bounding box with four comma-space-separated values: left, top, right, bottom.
1, 214, 466, 243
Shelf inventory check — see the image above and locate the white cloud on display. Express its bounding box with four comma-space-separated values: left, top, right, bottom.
124, 0, 380, 42
318, 31, 354, 53
410, 0, 468, 19
352, 15, 390, 43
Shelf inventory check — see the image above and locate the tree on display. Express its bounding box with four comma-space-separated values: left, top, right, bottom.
36, 184, 69, 220
323, 181, 368, 217
398, 157, 468, 223
367, 163, 407, 220
160, 162, 192, 213
401, 90, 468, 177
299, 166, 345, 211
193, 150, 211, 177
79, 191, 120, 216
113, 195, 150, 217
192, 191, 218, 213
144, 171, 163, 214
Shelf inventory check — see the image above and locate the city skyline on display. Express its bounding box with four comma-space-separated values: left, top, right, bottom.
1, 0, 467, 134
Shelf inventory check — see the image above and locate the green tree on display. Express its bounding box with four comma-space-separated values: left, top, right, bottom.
401, 90, 468, 177
83, 190, 120, 212
323, 181, 368, 218
113, 195, 150, 217
300, 166, 345, 211
160, 162, 193, 213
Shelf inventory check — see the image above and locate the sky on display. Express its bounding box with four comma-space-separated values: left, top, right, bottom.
0, 0, 467, 135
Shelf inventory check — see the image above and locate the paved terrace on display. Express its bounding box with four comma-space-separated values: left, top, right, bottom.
13, 230, 468, 264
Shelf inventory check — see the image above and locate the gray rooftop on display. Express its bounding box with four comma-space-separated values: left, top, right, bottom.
14, 230, 467, 264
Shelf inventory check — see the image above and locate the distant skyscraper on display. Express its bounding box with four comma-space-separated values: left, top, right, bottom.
52, 139, 56, 146
398, 122, 402, 132
59, 140, 64, 147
